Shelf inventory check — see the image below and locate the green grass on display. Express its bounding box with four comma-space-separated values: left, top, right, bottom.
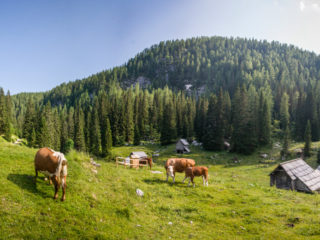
1, 138, 320, 239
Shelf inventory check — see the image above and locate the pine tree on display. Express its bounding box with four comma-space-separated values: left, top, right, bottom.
74, 106, 86, 152
258, 92, 271, 145
134, 124, 140, 146
29, 127, 36, 147
0, 88, 6, 135
304, 120, 312, 157
231, 86, 257, 154
60, 112, 69, 153
4, 91, 12, 141
90, 103, 101, 156
281, 127, 290, 160
160, 98, 176, 145
203, 95, 217, 150
203, 91, 225, 151
102, 117, 112, 156
280, 92, 290, 130
125, 89, 134, 143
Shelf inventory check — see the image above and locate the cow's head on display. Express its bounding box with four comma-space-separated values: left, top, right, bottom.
167, 165, 174, 178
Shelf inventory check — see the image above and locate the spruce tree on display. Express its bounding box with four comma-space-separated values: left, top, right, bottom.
134, 124, 141, 146
125, 89, 134, 143
160, 99, 176, 145
30, 127, 37, 147
203, 91, 225, 151
281, 127, 290, 160
304, 120, 312, 157
102, 117, 112, 156
203, 95, 217, 150
258, 93, 271, 145
0, 88, 6, 135
90, 106, 101, 156
4, 91, 12, 141
280, 92, 290, 130
231, 86, 257, 154
74, 107, 86, 152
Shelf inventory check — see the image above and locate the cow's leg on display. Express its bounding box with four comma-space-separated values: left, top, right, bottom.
188, 178, 191, 187
182, 175, 187, 183
49, 177, 52, 185
172, 173, 175, 183
166, 172, 169, 182
53, 179, 60, 199
61, 176, 66, 201
202, 176, 205, 186
34, 169, 38, 182
192, 177, 195, 188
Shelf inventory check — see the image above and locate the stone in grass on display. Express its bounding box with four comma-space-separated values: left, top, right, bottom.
168, 222, 173, 225
92, 193, 97, 200
136, 189, 144, 197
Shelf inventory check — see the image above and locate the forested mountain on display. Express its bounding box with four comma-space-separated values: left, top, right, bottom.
2, 36, 320, 156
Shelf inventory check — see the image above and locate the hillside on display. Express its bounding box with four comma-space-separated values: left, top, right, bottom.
3, 37, 319, 161
2, 138, 320, 239
13, 36, 320, 106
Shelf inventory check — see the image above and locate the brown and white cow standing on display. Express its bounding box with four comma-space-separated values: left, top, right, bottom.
165, 158, 195, 183
184, 166, 208, 187
34, 148, 68, 201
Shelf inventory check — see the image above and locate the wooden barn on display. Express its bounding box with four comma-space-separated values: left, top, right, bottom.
269, 158, 320, 193
176, 139, 190, 154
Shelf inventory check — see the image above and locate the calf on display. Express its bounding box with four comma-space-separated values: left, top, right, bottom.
165, 158, 195, 183
184, 166, 208, 187
34, 148, 68, 201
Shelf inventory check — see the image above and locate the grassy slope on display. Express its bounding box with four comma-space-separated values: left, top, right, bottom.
1, 138, 320, 239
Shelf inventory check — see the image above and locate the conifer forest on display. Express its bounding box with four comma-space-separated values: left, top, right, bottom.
1, 36, 320, 156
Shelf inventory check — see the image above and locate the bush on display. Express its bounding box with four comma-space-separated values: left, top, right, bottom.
64, 139, 74, 154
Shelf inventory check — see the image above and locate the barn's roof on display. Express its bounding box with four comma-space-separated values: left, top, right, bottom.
178, 139, 189, 146
271, 158, 320, 191
130, 152, 148, 158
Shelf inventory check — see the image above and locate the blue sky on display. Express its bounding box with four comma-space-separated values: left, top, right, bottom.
1, 0, 320, 94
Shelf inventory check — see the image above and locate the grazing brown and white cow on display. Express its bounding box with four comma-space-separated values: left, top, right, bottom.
34, 148, 68, 201
165, 158, 195, 183
184, 166, 208, 187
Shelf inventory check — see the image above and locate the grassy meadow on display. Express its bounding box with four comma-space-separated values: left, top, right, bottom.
1, 137, 320, 239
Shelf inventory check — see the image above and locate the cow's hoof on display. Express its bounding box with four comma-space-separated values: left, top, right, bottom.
53, 195, 58, 200
61, 198, 65, 202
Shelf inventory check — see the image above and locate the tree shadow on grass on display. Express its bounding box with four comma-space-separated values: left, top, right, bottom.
143, 178, 168, 185
7, 173, 52, 199
143, 178, 189, 187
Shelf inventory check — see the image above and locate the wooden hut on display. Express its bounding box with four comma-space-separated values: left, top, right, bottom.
176, 139, 190, 154
129, 152, 148, 169
269, 158, 320, 193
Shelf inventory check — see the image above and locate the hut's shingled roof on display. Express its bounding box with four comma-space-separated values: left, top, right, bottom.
276, 158, 320, 191
130, 152, 148, 158
179, 139, 189, 146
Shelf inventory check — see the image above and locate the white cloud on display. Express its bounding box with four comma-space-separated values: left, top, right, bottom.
299, 0, 320, 12
300, 1, 305, 11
